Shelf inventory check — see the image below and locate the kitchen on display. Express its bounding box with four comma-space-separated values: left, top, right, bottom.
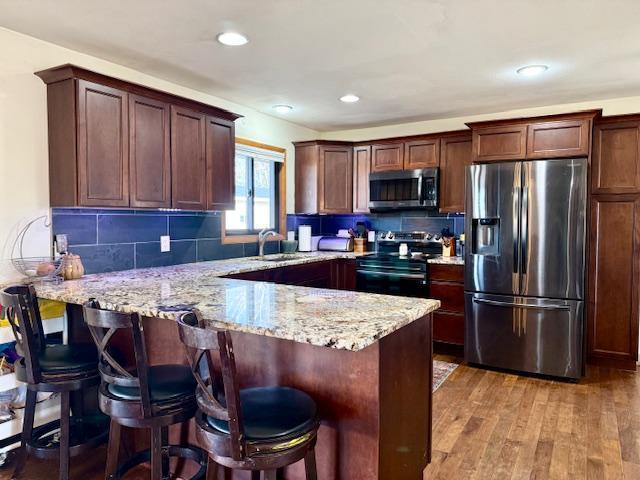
0, 1, 639, 480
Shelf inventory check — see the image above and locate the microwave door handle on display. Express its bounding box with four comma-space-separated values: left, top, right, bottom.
417, 175, 424, 204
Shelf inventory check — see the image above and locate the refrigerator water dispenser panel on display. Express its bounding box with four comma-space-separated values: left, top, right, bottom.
472, 218, 500, 255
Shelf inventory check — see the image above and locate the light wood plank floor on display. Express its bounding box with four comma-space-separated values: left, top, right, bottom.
425, 356, 640, 480
2, 358, 638, 479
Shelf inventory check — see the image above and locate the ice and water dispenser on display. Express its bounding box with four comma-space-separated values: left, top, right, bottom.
471, 218, 500, 255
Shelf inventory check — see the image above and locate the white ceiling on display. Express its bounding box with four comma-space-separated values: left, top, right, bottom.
2, 0, 640, 131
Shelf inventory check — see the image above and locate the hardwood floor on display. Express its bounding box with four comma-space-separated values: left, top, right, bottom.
425, 356, 640, 479
1, 359, 638, 479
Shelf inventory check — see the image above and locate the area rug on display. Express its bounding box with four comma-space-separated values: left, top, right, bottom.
433, 360, 458, 391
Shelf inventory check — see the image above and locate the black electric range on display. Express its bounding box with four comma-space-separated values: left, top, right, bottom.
356, 231, 443, 297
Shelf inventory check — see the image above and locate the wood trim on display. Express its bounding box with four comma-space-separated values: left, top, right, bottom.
465, 109, 601, 129
35, 64, 241, 121
221, 138, 287, 245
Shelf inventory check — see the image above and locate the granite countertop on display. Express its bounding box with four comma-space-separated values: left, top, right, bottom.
33, 252, 440, 351
427, 256, 465, 266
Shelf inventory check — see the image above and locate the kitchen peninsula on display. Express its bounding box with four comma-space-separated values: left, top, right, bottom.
34, 252, 440, 480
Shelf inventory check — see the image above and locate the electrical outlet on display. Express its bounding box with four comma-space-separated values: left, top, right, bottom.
160, 235, 171, 252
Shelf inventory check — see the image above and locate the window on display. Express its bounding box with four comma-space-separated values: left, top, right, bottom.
225, 154, 279, 234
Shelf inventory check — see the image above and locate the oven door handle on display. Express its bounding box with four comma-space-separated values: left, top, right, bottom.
356, 270, 426, 281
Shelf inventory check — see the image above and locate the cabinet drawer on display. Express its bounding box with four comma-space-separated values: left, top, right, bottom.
430, 281, 464, 313
433, 311, 464, 345
429, 264, 464, 282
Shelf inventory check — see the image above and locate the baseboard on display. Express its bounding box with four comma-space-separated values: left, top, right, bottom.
587, 355, 638, 371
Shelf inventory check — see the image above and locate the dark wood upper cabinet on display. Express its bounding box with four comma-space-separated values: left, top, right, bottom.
404, 139, 440, 169
293, 141, 353, 214
170, 106, 207, 210
77, 80, 130, 207
470, 124, 527, 162
205, 116, 235, 210
468, 112, 598, 163
592, 118, 640, 194
36, 64, 240, 210
371, 143, 404, 172
527, 119, 590, 159
319, 145, 353, 213
439, 134, 472, 213
128, 94, 170, 208
587, 195, 640, 369
353, 145, 371, 213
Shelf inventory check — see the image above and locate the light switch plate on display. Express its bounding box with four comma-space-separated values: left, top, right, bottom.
367, 230, 376, 242
160, 235, 171, 252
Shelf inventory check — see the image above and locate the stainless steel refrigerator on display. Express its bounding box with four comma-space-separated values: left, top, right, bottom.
464, 158, 587, 379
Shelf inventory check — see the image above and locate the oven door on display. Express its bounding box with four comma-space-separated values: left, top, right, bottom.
356, 262, 428, 297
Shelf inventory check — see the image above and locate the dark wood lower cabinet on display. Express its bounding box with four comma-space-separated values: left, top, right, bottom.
588, 195, 640, 369
428, 263, 465, 346
225, 259, 356, 291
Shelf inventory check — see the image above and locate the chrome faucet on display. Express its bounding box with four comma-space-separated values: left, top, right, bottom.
258, 228, 278, 258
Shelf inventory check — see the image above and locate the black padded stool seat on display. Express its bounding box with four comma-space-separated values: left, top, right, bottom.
208, 386, 317, 440
38, 344, 98, 372
107, 364, 196, 401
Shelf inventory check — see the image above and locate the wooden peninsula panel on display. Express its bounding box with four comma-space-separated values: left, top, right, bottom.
140, 314, 433, 480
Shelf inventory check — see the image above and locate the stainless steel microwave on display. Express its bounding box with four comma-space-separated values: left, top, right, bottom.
368, 168, 439, 211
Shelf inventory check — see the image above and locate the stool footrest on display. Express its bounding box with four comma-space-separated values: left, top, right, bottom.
26, 415, 109, 460
113, 444, 207, 480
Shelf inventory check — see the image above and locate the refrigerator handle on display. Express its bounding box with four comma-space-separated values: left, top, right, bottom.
512, 163, 521, 275
472, 297, 571, 311
521, 166, 529, 276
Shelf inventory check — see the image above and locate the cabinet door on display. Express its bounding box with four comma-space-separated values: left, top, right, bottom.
371, 143, 403, 172
294, 145, 319, 214
319, 145, 353, 213
77, 80, 129, 207
353, 146, 371, 213
128, 94, 170, 208
592, 121, 640, 194
588, 195, 640, 367
404, 139, 439, 169
171, 106, 207, 210
206, 116, 236, 210
471, 125, 527, 162
439, 135, 472, 213
526, 119, 590, 159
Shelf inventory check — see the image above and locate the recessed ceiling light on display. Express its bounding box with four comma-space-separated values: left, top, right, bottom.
340, 94, 360, 103
216, 32, 249, 46
516, 64, 549, 77
272, 104, 293, 114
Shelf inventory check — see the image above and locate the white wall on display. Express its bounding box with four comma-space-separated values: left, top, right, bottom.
320, 96, 640, 141
0, 27, 319, 282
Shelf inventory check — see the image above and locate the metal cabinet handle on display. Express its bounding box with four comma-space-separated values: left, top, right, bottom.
473, 297, 570, 311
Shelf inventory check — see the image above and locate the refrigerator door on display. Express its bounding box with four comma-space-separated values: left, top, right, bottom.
465, 162, 521, 295
520, 158, 587, 300
465, 292, 584, 379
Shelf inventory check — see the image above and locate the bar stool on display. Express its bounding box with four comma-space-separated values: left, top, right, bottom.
82, 300, 207, 480
0, 285, 108, 480
177, 309, 319, 480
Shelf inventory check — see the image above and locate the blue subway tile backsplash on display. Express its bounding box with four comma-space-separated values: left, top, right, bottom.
51, 208, 280, 274
285, 212, 465, 237
70, 244, 135, 274
97, 214, 167, 244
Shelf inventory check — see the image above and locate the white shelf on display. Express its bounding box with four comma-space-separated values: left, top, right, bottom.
0, 315, 65, 344
0, 394, 60, 452
0, 373, 18, 392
